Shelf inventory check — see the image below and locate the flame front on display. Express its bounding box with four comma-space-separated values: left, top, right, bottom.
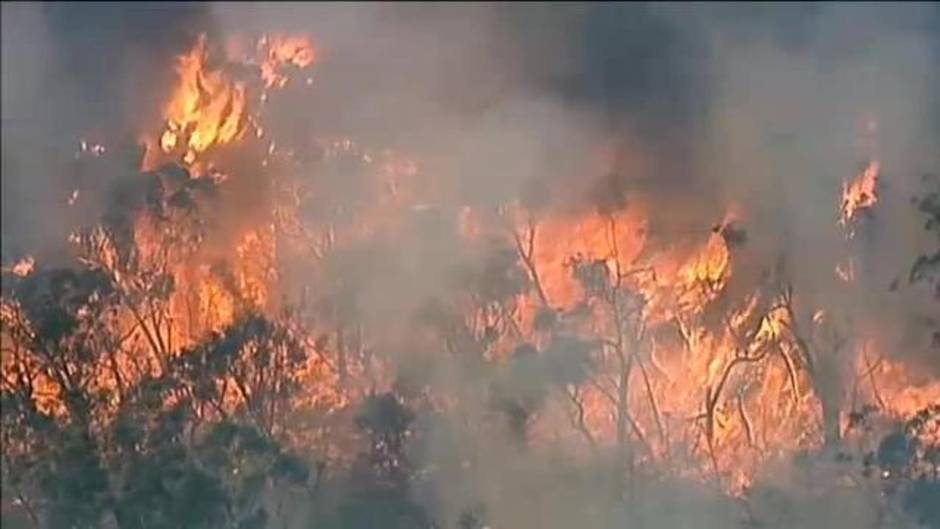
2, 30, 936, 517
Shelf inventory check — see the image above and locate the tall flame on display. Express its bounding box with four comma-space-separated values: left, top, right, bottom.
160, 35, 248, 164
4, 31, 936, 510
153, 33, 316, 169
839, 160, 879, 232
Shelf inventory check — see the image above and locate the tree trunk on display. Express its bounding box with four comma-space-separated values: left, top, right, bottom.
614, 357, 634, 501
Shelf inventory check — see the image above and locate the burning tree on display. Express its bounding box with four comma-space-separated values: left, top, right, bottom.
2, 22, 939, 529
0, 161, 319, 528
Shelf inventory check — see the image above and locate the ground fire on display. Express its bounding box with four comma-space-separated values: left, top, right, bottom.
2, 8, 940, 529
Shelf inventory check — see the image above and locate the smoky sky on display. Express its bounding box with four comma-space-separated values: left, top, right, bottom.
1, 2, 212, 261
3, 5, 940, 527
41, 2, 212, 128
3, 2, 940, 266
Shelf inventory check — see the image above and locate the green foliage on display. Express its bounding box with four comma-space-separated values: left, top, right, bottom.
12, 267, 114, 345
38, 430, 110, 529
354, 393, 416, 486
863, 405, 940, 527
340, 392, 435, 529
876, 431, 916, 477
488, 344, 543, 441
1, 265, 311, 528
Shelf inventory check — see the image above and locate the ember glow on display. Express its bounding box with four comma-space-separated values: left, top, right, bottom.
152, 33, 315, 170
257, 35, 316, 89
2, 5, 939, 529
159, 35, 247, 162
840, 160, 880, 233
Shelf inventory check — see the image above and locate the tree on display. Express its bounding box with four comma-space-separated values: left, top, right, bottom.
337, 392, 432, 529
0, 162, 316, 528
1, 272, 313, 528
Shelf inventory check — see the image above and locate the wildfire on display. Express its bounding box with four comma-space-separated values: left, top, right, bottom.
153, 33, 315, 170
258, 35, 316, 89
839, 160, 879, 231
675, 228, 732, 313
524, 206, 648, 309
159, 35, 247, 163
679, 233, 731, 286
850, 339, 938, 412
3, 29, 936, 511
3, 256, 35, 277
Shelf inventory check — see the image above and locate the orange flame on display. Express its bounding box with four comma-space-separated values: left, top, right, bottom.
6, 30, 937, 506
160, 35, 247, 164
839, 160, 879, 231
153, 33, 316, 170
258, 35, 316, 89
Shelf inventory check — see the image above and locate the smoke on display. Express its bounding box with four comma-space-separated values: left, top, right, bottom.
3, 3, 939, 528
683, 3, 940, 375
213, 1, 940, 353
1, 2, 211, 263
2, 2, 64, 261
216, 5, 937, 528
